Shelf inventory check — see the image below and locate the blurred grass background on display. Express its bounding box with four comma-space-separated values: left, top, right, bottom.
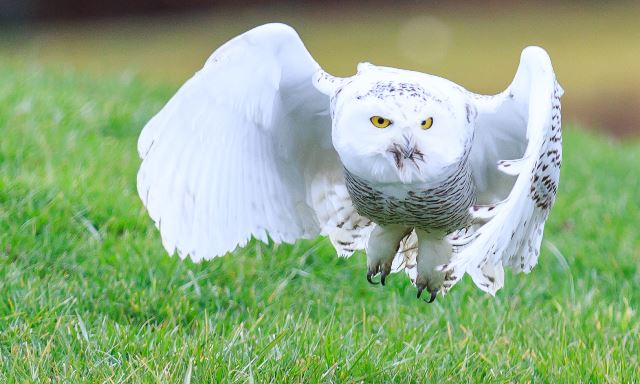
2, 2, 640, 135
1, 1, 639, 382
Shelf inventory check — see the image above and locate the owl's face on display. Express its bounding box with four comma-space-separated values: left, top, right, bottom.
315, 65, 475, 185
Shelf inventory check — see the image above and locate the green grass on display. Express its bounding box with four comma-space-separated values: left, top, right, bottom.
1, 62, 640, 381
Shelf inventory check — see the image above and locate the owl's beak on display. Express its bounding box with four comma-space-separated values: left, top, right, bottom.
387, 135, 425, 171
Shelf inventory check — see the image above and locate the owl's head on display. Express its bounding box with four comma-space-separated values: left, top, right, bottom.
314, 64, 475, 185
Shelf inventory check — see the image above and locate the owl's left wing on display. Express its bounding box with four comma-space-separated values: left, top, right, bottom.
442, 47, 563, 295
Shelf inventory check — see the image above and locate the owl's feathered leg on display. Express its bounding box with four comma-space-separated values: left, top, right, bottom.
414, 230, 453, 303
366, 224, 412, 285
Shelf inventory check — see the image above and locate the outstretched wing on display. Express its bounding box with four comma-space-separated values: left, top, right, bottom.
442, 47, 563, 294
137, 23, 370, 261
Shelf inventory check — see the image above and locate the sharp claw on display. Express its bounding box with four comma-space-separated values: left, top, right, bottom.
366, 271, 379, 285
425, 290, 437, 304
417, 286, 438, 303
380, 272, 387, 286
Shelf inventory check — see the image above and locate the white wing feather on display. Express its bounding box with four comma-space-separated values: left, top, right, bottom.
442, 47, 563, 294
137, 23, 368, 261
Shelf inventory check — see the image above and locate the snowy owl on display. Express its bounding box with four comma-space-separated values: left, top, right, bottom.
137, 23, 563, 302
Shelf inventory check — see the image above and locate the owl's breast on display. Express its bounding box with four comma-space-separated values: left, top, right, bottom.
344, 157, 476, 234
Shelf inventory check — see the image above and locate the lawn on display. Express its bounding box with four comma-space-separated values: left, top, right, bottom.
1, 60, 639, 384
1, 5, 640, 382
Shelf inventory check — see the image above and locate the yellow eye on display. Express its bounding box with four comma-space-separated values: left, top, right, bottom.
370, 116, 392, 128
421, 117, 434, 130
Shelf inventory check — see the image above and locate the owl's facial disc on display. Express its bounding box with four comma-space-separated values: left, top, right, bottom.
329, 69, 474, 185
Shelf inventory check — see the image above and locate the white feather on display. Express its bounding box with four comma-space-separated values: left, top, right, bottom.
443, 47, 563, 294
137, 24, 370, 260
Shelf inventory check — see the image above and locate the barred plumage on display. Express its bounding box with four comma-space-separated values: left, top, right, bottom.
344, 148, 475, 235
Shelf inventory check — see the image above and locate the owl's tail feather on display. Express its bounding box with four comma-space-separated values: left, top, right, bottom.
390, 231, 419, 282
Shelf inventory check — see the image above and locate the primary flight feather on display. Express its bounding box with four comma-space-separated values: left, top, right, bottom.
137, 23, 563, 301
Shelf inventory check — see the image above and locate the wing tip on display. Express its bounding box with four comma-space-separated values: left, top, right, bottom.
244, 23, 301, 47
254, 22, 297, 34
520, 46, 552, 66
512, 46, 555, 92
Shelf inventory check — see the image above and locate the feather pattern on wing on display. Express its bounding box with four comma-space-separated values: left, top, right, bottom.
441, 47, 563, 294
137, 23, 371, 261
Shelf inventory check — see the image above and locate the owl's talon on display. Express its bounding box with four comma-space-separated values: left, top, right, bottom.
366, 271, 379, 285
425, 290, 438, 303
416, 286, 438, 303
380, 271, 388, 286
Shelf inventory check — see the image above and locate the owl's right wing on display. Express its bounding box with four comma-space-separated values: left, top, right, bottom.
137, 23, 371, 261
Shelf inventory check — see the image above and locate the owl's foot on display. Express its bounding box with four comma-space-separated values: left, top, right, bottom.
415, 267, 443, 303
414, 268, 445, 303
414, 230, 452, 303
416, 285, 438, 303
366, 261, 392, 286
365, 225, 411, 287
